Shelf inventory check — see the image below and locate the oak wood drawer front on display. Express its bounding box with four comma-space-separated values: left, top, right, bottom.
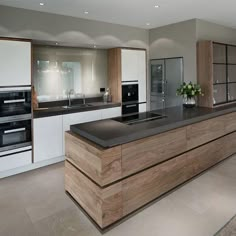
65, 132, 122, 186
224, 112, 236, 133
121, 127, 187, 177
186, 115, 225, 149
65, 161, 122, 228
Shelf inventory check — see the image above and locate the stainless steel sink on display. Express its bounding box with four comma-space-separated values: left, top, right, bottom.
62, 104, 93, 109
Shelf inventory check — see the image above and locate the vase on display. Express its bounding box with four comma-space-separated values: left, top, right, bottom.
183, 97, 196, 108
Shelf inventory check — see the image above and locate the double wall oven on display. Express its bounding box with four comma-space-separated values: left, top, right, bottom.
122, 81, 139, 115
0, 87, 32, 156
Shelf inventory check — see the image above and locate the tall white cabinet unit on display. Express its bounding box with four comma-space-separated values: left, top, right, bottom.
0, 39, 31, 86
109, 48, 147, 112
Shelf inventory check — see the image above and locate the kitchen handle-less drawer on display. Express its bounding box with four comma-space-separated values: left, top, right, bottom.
0, 150, 32, 172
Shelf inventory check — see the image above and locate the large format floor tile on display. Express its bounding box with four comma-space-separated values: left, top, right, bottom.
0, 155, 235, 236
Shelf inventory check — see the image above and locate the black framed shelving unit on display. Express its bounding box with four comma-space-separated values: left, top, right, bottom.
197, 41, 236, 108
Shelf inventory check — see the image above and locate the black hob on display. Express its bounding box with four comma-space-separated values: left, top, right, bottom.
112, 112, 166, 125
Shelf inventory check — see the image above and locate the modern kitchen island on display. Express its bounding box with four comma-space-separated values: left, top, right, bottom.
64, 105, 236, 230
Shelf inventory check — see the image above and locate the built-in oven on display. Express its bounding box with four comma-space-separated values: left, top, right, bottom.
0, 87, 32, 123
122, 82, 139, 103
122, 81, 139, 115
0, 119, 32, 153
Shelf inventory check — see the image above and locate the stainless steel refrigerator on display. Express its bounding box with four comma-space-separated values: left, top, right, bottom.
150, 57, 183, 110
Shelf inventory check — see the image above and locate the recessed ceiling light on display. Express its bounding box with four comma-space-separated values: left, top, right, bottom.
93, 45, 96, 48
39, 2, 44, 6
55, 42, 59, 45
146, 23, 150, 26
154, 5, 160, 8
84, 11, 89, 14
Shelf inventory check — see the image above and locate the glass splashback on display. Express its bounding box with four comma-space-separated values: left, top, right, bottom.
33, 46, 108, 102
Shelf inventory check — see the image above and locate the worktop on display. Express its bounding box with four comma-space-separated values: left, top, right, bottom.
70, 104, 236, 148
65, 104, 236, 230
33, 102, 121, 118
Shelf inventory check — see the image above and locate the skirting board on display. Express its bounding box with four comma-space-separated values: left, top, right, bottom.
0, 156, 65, 179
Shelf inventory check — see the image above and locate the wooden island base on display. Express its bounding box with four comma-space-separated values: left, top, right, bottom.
65, 112, 236, 229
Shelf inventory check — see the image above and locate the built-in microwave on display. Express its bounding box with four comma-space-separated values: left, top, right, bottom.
0, 119, 32, 153
0, 87, 32, 123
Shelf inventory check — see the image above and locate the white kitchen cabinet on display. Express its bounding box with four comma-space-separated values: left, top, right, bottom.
137, 50, 146, 103
34, 115, 63, 163
62, 110, 102, 154
0, 150, 32, 172
101, 107, 121, 119
121, 49, 140, 82
139, 103, 147, 113
0, 39, 31, 86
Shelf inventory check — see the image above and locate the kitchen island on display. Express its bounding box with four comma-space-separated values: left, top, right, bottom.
65, 105, 236, 230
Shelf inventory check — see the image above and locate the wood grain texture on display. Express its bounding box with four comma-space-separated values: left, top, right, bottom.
65, 131, 122, 186
121, 127, 187, 177
224, 112, 236, 133
197, 41, 214, 108
108, 48, 122, 103
186, 115, 225, 149
65, 161, 122, 228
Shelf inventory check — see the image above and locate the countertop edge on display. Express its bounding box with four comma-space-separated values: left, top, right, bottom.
33, 103, 121, 119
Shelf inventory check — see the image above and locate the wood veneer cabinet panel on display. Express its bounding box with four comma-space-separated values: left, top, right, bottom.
186, 115, 225, 149
121, 127, 187, 177
65, 161, 122, 228
108, 48, 122, 103
224, 132, 236, 157
197, 41, 214, 108
65, 132, 122, 186
122, 152, 193, 215
224, 112, 236, 133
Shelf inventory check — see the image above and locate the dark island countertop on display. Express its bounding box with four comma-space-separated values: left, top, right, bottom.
33, 102, 121, 119
70, 104, 236, 148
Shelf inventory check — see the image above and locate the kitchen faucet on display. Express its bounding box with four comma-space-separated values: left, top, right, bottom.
67, 89, 74, 107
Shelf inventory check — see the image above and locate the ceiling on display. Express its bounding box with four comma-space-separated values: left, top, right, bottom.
1, 0, 236, 29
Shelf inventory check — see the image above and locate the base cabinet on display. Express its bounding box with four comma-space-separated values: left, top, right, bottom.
33, 115, 63, 162
0, 151, 32, 172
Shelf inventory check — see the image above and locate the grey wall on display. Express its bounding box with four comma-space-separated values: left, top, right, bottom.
149, 19, 197, 83
0, 5, 149, 49
196, 19, 236, 44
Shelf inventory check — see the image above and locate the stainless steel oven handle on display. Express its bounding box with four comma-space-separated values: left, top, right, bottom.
4, 127, 26, 134
125, 104, 137, 108
4, 99, 26, 104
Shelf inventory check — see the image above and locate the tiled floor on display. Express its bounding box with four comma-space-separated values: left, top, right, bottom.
0, 155, 236, 236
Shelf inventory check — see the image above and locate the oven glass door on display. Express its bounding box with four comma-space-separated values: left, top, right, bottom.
0, 120, 31, 152
122, 84, 139, 103
0, 90, 31, 119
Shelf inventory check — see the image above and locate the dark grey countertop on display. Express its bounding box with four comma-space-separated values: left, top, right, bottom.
33, 102, 121, 119
70, 104, 236, 148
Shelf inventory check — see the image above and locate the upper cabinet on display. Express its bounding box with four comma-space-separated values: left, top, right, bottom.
0, 39, 31, 87
108, 48, 146, 103
197, 41, 236, 107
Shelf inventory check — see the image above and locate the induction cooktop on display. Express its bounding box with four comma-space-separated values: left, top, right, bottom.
112, 112, 166, 125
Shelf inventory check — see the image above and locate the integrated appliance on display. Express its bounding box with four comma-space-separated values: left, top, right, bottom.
150, 57, 183, 110
0, 87, 32, 157
112, 112, 166, 125
122, 81, 139, 115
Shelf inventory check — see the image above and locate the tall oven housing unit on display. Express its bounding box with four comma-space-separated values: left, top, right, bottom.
0, 39, 32, 175
108, 48, 147, 115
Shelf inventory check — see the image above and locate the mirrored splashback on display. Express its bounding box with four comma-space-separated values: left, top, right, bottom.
33, 45, 108, 102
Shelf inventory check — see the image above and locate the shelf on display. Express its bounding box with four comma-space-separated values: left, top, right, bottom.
213, 83, 227, 85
